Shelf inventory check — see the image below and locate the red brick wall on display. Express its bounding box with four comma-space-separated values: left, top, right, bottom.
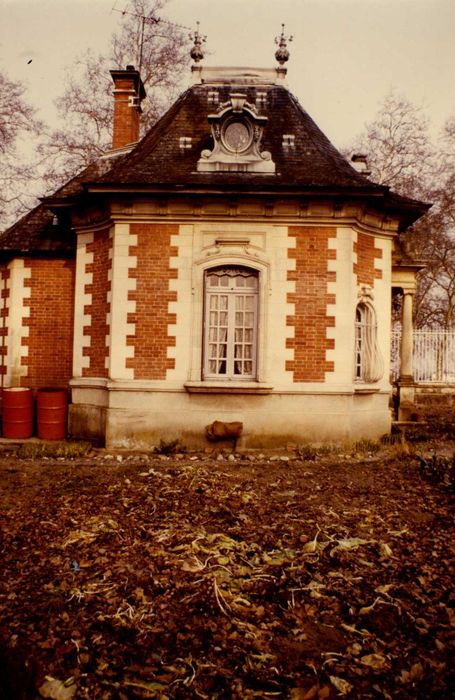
0, 266, 10, 379
354, 232, 382, 285
83, 230, 111, 378
112, 77, 140, 149
126, 224, 178, 379
286, 226, 336, 382
20, 258, 75, 389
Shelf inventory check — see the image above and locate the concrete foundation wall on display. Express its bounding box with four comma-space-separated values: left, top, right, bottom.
69, 385, 390, 449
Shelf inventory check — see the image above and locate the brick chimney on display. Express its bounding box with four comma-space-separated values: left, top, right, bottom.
110, 65, 146, 150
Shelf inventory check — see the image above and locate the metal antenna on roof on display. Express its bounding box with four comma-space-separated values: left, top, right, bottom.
138, 12, 159, 74
112, 3, 193, 74
275, 23, 293, 66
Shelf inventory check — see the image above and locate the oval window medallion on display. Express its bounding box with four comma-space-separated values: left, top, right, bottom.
223, 121, 251, 152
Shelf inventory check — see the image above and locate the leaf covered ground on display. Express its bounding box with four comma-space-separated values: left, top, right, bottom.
0, 438, 453, 699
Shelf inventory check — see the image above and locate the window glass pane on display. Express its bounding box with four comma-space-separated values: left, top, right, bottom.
204, 267, 258, 379
354, 302, 382, 383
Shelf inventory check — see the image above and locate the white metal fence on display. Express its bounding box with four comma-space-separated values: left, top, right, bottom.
391, 329, 455, 383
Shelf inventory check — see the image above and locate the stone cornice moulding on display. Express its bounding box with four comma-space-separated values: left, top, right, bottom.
69, 377, 391, 397
71, 213, 398, 243
72, 219, 114, 235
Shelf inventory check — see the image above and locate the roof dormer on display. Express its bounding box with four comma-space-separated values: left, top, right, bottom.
197, 92, 275, 173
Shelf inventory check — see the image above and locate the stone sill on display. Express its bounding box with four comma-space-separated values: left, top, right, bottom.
184, 381, 274, 395
354, 386, 381, 395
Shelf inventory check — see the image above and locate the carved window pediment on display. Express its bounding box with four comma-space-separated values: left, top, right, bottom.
197, 93, 275, 174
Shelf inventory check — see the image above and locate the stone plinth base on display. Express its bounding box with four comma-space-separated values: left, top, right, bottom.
69, 383, 391, 449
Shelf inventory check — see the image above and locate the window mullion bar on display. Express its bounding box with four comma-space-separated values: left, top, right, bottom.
226, 290, 236, 376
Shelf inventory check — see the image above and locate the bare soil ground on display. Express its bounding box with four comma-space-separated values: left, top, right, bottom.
0, 433, 453, 699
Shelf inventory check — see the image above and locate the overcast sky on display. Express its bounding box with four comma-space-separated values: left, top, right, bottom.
1, 0, 454, 148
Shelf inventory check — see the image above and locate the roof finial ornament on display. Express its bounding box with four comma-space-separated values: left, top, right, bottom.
189, 21, 206, 63
274, 23, 293, 65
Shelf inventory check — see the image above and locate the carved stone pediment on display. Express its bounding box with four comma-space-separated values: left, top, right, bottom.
197, 93, 275, 173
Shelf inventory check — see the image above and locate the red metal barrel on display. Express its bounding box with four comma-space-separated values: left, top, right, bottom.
37, 388, 68, 440
2, 387, 34, 439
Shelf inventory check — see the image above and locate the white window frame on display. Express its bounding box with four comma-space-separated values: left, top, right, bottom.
354, 302, 384, 383
203, 266, 259, 380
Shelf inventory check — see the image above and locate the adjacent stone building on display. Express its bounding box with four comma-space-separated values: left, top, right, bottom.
0, 43, 429, 448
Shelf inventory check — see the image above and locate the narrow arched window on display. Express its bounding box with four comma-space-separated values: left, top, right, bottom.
203, 266, 258, 380
354, 302, 384, 382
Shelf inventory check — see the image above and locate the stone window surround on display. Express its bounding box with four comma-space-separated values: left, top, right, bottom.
203, 266, 259, 381
354, 295, 384, 384
185, 251, 271, 392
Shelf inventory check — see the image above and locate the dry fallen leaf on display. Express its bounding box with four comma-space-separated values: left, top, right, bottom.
124, 680, 166, 691
289, 687, 317, 700
360, 653, 390, 670
329, 675, 354, 695
329, 537, 372, 558
379, 542, 394, 558
303, 527, 321, 553
39, 677, 77, 700
359, 599, 378, 615
400, 662, 424, 683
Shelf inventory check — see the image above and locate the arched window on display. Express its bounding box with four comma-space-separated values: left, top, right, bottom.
354, 302, 384, 382
203, 266, 259, 380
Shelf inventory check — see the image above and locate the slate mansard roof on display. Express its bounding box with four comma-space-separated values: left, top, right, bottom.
91, 82, 371, 190
0, 67, 430, 254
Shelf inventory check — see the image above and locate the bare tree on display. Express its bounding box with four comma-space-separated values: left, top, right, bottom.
349, 89, 435, 199
348, 91, 455, 329
0, 70, 45, 230
40, 0, 190, 191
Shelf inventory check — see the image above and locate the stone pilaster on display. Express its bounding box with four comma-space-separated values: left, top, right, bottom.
3, 259, 32, 386
72, 233, 94, 377
108, 223, 137, 380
